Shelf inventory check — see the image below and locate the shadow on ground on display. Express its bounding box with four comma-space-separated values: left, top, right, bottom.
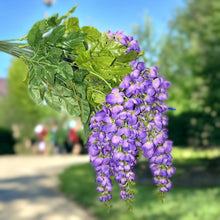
0, 175, 58, 203
135, 157, 220, 187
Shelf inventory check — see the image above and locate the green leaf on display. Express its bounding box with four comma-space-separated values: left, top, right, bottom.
116, 51, 138, 63
64, 97, 80, 117
71, 43, 86, 54
44, 90, 62, 111
76, 50, 92, 68
29, 64, 43, 86
61, 31, 87, 49
83, 119, 90, 144
73, 69, 89, 82
45, 25, 65, 44
90, 33, 127, 57
46, 13, 59, 27
109, 65, 133, 76
57, 4, 78, 23
92, 56, 115, 68
64, 17, 80, 33
47, 47, 63, 64
91, 62, 132, 81
81, 26, 100, 42
41, 62, 56, 84
27, 20, 45, 46
81, 99, 90, 124
28, 84, 45, 105
75, 82, 87, 99
57, 61, 73, 79
92, 92, 106, 104
27, 4, 78, 46
54, 84, 73, 97
32, 40, 47, 59
76, 52, 114, 72
87, 90, 96, 108
102, 40, 127, 57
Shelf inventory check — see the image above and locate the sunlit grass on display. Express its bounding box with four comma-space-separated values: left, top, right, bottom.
59, 147, 220, 220
172, 147, 220, 160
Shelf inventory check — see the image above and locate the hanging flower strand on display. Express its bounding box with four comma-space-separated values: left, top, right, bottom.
0, 5, 175, 206
88, 30, 176, 203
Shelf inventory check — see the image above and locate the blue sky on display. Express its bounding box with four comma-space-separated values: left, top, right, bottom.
0, 0, 184, 78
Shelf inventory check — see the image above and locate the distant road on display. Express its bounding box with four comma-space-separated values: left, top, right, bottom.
0, 155, 96, 220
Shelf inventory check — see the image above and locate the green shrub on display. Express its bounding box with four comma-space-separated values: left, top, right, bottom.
167, 112, 220, 147
0, 128, 15, 154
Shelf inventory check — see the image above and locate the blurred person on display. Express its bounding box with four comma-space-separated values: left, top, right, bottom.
49, 118, 58, 154
55, 122, 67, 154
67, 120, 82, 155
34, 124, 47, 154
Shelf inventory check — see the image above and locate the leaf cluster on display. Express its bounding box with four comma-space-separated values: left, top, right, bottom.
23, 5, 140, 142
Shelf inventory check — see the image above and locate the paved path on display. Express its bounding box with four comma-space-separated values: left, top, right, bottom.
0, 155, 96, 220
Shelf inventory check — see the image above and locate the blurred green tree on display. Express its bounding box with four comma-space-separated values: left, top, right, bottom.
164, 0, 220, 114
2, 58, 57, 140
132, 12, 158, 66
133, 0, 220, 146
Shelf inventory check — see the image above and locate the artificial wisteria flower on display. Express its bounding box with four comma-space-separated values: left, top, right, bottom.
106, 88, 125, 105
88, 30, 175, 203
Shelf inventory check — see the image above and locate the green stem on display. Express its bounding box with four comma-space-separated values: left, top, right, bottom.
90, 88, 107, 95
19, 34, 27, 41
0, 41, 33, 58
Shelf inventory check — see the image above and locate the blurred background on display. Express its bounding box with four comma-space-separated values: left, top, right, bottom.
0, 0, 220, 219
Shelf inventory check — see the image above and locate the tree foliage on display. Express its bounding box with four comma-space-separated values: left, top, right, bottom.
169, 0, 220, 113
132, 12, 157, 66
3, 58, 57, 139
133, 0, 220, 115
133, 0, 220, 146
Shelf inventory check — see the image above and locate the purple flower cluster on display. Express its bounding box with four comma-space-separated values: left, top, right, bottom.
88, 30, 175, 202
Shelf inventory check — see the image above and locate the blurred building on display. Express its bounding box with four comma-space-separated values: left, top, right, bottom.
0, 78, 7, 96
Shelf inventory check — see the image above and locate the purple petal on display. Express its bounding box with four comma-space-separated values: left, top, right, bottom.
160, 186, 169, 192
105, 124, 117, 133
145, 96, 155, 105
147, 88, 156, 96
115, 119, 123, 127
94, 110, 106, 122
93, 158, 103, 167
142, 142, 154, 152
127, 114, 137, 125
162, 81, 171, 89
143, 149, 154, 158
163, 140, 173, 153
111, 105, 124, 117
106, 94, 117, 105
137, 76, 144, 83
124, 99, 134, 110
158, 92, 168, 101
130, 69, 140, 80
106, 93, 124, 105
119, 75, 131, 90
149, 66, 159, 79
138, 130, 147, 139
167, 167, 176, 177
126, 84, 140, 97
111, 88, 120, 94
137, 62, 146, 71
117, 111, 127, 120
111, 136, 122, 146
129, 59, 138, 69
152, 78, 161, 89
88, 145, 100, 156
